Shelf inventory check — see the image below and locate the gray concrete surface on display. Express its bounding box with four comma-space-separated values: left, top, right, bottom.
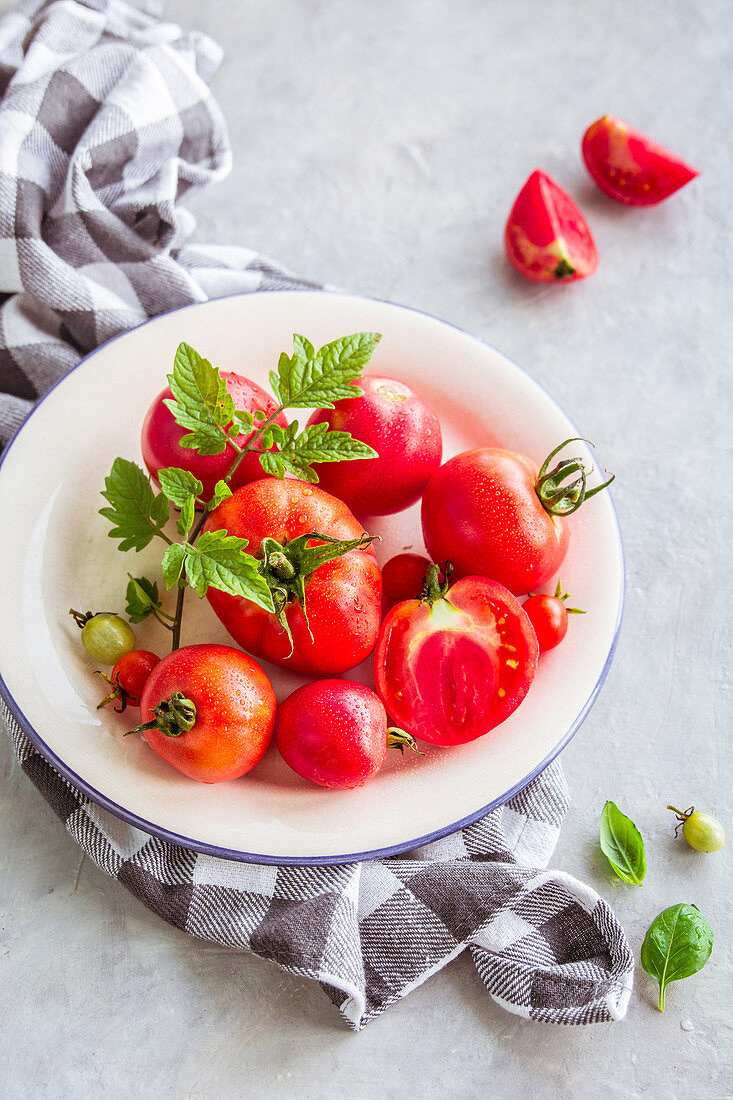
1, 0, 732, 1097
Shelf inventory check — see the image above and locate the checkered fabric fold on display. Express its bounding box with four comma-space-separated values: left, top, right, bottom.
0, 0, 634, 1029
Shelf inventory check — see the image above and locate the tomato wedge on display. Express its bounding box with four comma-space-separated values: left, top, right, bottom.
504, 169, 598, 283
582, 116, 699, 206
373, 569, 539, 746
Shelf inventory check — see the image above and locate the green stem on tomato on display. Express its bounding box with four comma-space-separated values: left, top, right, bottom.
170, 584, 186, 652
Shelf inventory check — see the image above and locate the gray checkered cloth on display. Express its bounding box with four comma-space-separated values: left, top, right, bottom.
0, 0, 634, 1029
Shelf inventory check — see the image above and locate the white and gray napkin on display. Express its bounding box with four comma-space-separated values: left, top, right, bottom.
0, 0, 633, 1029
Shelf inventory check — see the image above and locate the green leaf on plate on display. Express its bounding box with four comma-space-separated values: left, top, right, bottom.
99, 458, 169, 552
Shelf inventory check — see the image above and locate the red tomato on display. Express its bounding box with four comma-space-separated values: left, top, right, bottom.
97, 649, 160, 711
582, 116, 699, 207
205, 478, 382, 674
141, 373, 288, 502
135, 644, 276, 783
381, 553, 431, 613
374, 572, 539, 746
306, 375, 442, 515
276, 680, 390, 789
505, 169, 598, 283
523, 583, 585, 652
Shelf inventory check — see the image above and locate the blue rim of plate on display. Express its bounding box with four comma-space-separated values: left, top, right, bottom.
0, 289, 625, 865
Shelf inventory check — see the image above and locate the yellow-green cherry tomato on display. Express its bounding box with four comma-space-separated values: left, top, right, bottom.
668, 805, 726, 853
70, 610, 136, 665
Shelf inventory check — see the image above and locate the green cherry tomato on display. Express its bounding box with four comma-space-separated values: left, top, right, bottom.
668, 805, 726, 853
81, 614, 136, 665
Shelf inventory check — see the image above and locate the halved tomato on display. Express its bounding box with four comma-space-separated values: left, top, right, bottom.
504, 169, 598, 283
582, 116, 699, 206
373, 568, 539, 746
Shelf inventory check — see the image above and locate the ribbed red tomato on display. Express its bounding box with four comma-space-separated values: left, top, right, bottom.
582, 115, 699, 206
381, 553, 432, 613
141, 372, 288, 501
505, 169, 597, 283
374, 571, 539, 746
134, 644, 276, 783
306, 375, 442, 515
205, 478, 382, 674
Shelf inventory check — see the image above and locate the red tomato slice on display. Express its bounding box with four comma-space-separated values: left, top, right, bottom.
582, 116, 699, 206
373, 574, 539, 746
504, 169, 598, 283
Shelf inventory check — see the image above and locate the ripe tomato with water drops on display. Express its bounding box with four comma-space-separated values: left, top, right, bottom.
504, 169, 598, 283
374, 567, 539, 746
276, 679, 420, 790
131, 643, 276, 783
204, 478, 382, 674
306, 375, 442, 516
582, 116, 699, 206
141, 372, 288, 502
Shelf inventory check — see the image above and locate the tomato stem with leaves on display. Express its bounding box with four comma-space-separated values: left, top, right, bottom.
100, 332, 383, 652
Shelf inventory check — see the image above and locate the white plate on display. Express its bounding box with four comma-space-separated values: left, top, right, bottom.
0, 291, 623, 863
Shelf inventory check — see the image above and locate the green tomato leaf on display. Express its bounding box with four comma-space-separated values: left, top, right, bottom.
259, 420, 377, 483
272, 331, 381, 409
99, 458, 169, 552
641, 903, 714, 1011
599, 800, 646, 885
163, 342, 234, 456
161, 542, 187, 588
125, 575, 162, 622
157, 467, 203, 507
231, 409, 254, 434
177, 494, 196, 537
208, 480, 233, 512
182, 530, 274, 611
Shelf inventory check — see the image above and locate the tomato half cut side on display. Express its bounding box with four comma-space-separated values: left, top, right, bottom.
581, 116, 699, 206
504, 169, 598, 283
374, 573, 539, 746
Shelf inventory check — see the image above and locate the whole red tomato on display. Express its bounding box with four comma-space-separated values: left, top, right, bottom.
205, 478, 382, 674
141, 372, 288, 502
276, 679, 406, 789
306, 375, 442, 515
381, 553, 432, 613
133, 643, 276, 783
374, 569, 539, 746
97, 649, 160, 711
523, 582, 585, 653
582, 116, 698, 206
505, 169, 597, 283
421, 440, 613, 595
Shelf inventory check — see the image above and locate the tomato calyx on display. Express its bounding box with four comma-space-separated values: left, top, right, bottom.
667, 804, 695, 837
535, 438, 615, 516
386, 727, 424, 756
126, 690, 197, 738
259, 529, 378, 650
69, 608, 115, 629
420, 561, 453, 605
554, 258, 576, 280
527, 579, 586, 615
95, 670, 131, 713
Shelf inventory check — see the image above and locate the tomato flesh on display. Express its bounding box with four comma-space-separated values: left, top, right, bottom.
374, 576, 539, 746
582, 115, 698, 207
505, 169, 598, 283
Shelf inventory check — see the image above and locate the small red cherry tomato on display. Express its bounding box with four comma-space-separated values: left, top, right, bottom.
523, 583, 585, 652
421, 440, 613, 595
276, 680, 392, 789
141, 372, 288, 502
306, 375, 442, 515
582, 115, 699, 207
381, 553, 431, 612
97, 649, 160, 711
134, 643, 276, 783
505, 169, 598, 283
374, 570, 539, 746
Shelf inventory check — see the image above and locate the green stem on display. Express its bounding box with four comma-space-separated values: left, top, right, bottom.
222, 406, 286, 485
171, 585, 186, 651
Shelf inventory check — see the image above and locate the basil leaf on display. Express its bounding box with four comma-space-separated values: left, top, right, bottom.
599, 800, 646, 885
641, 903, 714, 1011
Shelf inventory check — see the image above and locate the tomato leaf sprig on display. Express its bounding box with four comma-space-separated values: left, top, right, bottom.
99, 331, 383, 651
